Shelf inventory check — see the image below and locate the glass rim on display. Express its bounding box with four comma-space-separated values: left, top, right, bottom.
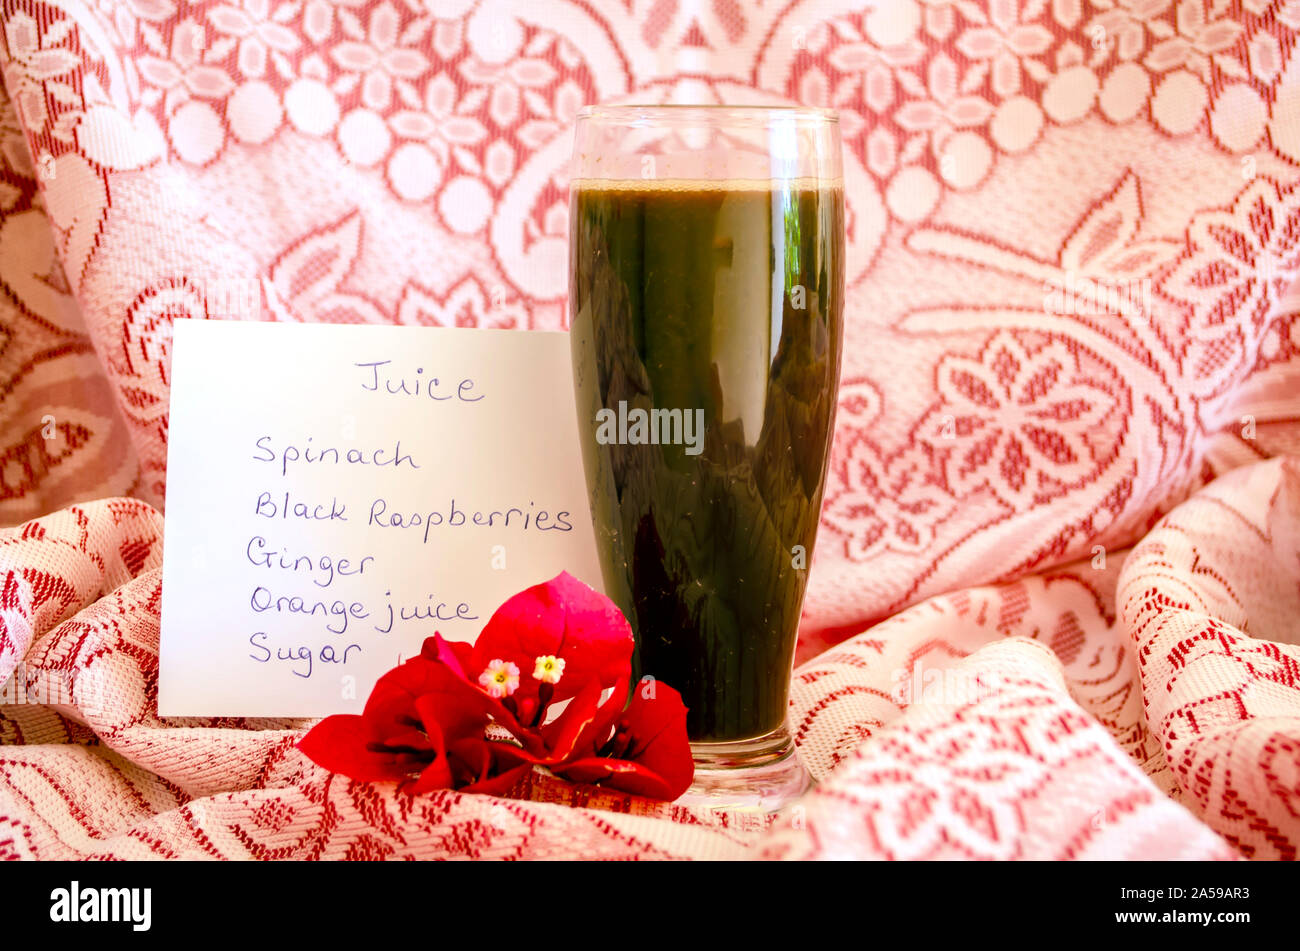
576, 103, 839, 125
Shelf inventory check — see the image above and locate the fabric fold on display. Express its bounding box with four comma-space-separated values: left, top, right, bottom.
3, 473, 1288, 858
1118, 457, 1300, 860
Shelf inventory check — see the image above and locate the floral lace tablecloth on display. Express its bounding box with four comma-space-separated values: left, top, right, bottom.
0, 0, 1297, 859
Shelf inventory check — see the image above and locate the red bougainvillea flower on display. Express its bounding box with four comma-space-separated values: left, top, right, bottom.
298, 572, 695, 801
295, 648, 531, 795
470, 570, 635, 718
555, 678, 693, 800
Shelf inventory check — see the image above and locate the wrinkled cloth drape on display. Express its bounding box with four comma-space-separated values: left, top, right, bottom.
0, 0, 1297, 859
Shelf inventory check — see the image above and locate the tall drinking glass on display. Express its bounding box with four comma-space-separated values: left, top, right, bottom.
568, 105, 844, 809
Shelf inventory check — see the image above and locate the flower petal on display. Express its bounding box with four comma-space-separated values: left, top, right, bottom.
556, 757, 682, 800
459, 762, 532, 797
538, 675, 629, 762
471, 571, 634, 706
365, 647, 485, 740
297, 714, 416, 782
421, 633, 541, 749
611, 680, 694, 792
553, 681, 693, 800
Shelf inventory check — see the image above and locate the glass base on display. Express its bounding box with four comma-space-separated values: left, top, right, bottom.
675, 722, 810, 817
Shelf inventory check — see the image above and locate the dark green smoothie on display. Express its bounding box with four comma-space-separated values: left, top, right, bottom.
569, 179, 844, 742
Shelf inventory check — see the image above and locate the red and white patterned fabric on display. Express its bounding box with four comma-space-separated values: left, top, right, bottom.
0, 0, 1297, 859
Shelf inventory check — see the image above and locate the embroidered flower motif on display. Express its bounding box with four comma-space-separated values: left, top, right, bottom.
266, 210, 388, 324
458, 54, 569, 138
136, 19, 235, 100
206, 0, 301, 80
1160, 177, 1300, 400
894, 52, 996, 134
1085, 0, 1174, 64
826, 39, 927, 120
0, 11, 80, 133
387, 73, 488, 170
954, 0, 1054, 98
844, 713, 1054, 860
328, 1, 430, 110
825, 443, 956, 561
1143, 0, 1243, 81
395, 275, 528, 330
919, 331, 1117, 508
479, 659, 520, 698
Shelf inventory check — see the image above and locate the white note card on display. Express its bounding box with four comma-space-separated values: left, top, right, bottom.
158, 319, 603, 717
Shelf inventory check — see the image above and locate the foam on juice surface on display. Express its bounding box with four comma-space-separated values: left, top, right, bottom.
569, 177, 843, 193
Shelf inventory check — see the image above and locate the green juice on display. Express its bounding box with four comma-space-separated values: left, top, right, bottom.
570, 179, 844, 742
